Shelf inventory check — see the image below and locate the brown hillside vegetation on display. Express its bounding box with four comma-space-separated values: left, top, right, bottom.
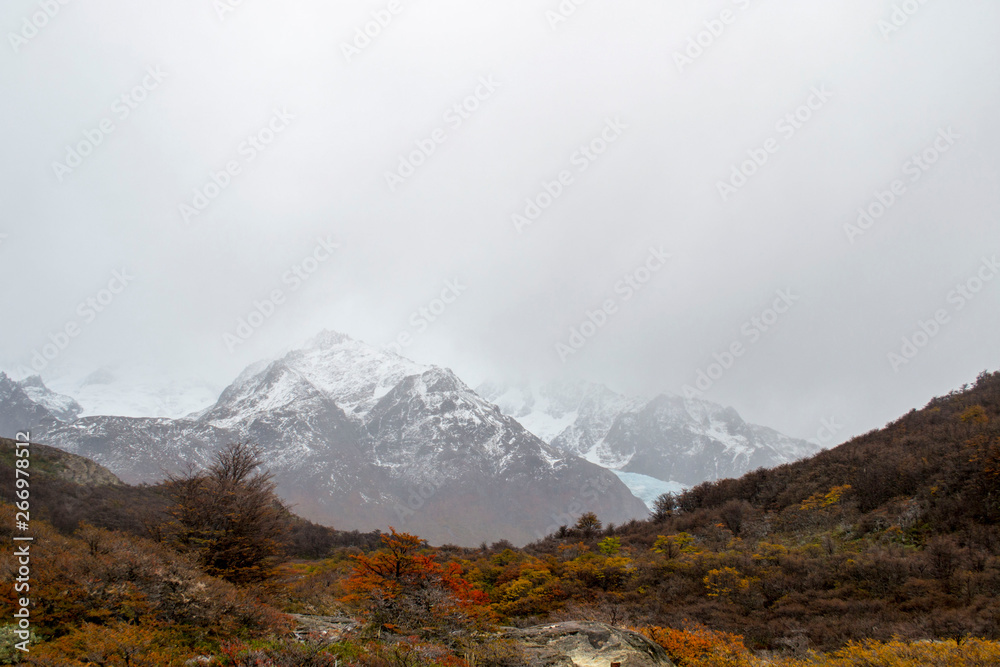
669, 369, 1000, 523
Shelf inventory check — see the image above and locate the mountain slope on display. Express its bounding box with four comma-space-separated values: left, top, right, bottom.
361, 367, 645, 545
37, 416, 236, 484
670, 369, 1000, 519
512, 370, 1000, 651
0, 436, 120, 487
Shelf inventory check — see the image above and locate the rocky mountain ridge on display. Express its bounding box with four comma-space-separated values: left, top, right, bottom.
478, 380, 820, 488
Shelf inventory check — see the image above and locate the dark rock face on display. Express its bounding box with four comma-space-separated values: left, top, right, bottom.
505, 621, 674, 667
289, 614, 358, 642
0, 374, 58, 439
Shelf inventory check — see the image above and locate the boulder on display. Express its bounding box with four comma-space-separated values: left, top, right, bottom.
504, 621, 674, 667
289, 614, 358, 642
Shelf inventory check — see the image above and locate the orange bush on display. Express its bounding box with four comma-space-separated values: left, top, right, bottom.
640, 622, 751, 666
342, 528, 492, 634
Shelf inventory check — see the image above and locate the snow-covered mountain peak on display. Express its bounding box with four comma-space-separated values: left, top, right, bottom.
17, 375, 83, 422
209, 332, 430, 427
203, 360, 331, 429
642, 394, 742, 430
283, 332, 427, 418
305, 329, 355, 349
373, 367, 507, 433
366, 367, 571, 480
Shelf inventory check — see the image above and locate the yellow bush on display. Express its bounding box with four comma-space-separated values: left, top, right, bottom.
703, 567, 754, 598
802, 638, 1000, 666
799, 485, 852, 511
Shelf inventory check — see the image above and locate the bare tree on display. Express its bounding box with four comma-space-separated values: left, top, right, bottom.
650, 492, 678, 523
575, 512, 602, 538
165, 442, 288, 585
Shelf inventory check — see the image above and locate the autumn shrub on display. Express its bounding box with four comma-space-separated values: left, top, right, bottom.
218, 637, 348, 667
342, 529, 492, 636
25, 621, 196, 666
489, 565, 563, 619
0, 503, 290, 642
342, 638, 470, 667
0, 624, 38, 662
640, 622, 752, 666
563, 552, 634, 592
771, 638, 1000, 666
276, 557, 355, 616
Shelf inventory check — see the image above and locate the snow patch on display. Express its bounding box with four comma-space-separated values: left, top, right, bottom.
45, 368, 221, 419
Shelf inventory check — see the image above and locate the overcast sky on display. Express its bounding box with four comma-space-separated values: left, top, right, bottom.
2, 0, 999, 444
